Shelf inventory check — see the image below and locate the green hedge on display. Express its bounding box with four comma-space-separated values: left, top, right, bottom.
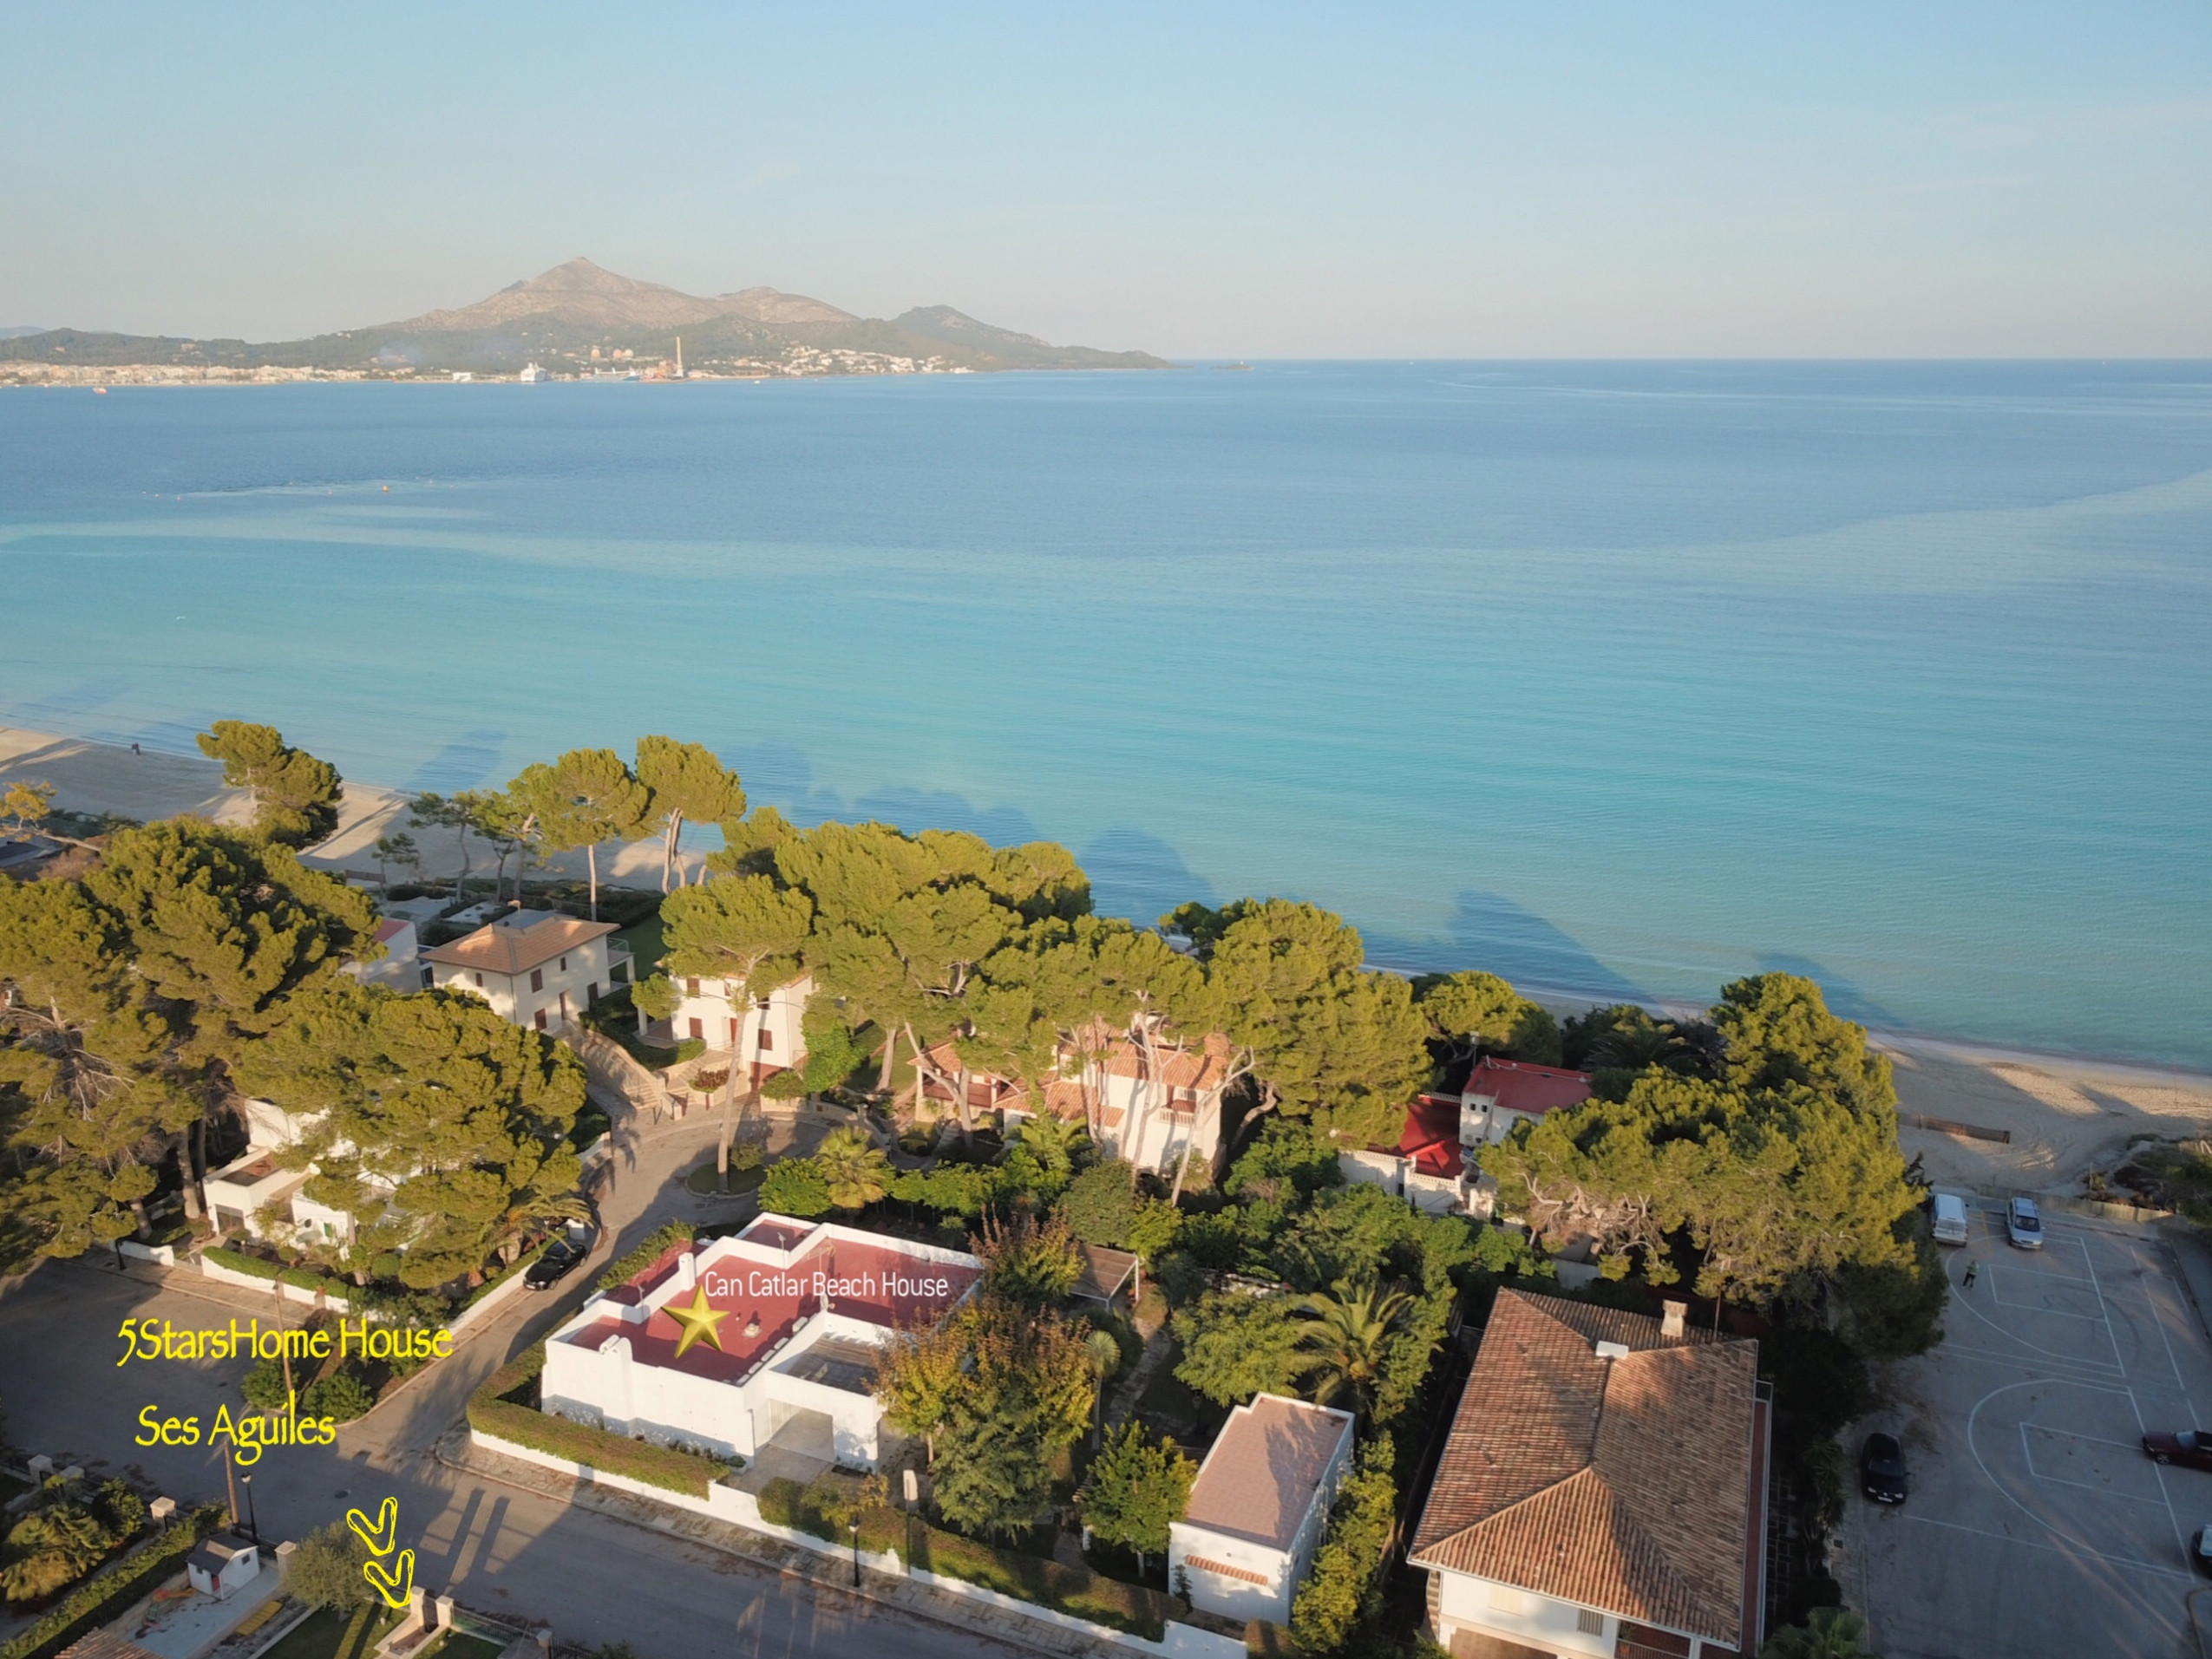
203, 1246, 349, 1299
0, 1506, 226, 1659
596, 1219, 693, 1290
912, 1516, 1169, 1639
466, 1342, 731, 1499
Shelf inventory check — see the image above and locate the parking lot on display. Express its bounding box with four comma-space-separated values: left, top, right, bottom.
1846, 1205, 2212, 1659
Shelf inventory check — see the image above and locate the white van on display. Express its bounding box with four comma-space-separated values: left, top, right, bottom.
1931, 1192, 1970, 1246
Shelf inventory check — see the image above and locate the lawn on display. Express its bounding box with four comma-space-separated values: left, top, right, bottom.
615, 913, 664, 979
422, 1633, 508, 1659
686, 1159, 766, 1196
259, 1603, 397, 1659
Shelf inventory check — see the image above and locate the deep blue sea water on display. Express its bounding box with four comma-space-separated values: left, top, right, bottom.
3, 364, 2208, 1067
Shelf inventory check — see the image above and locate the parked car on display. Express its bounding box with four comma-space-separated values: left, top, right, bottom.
2192, 1527, 2212, 1577
1861, 1432, 1908, 1505
2143, 1430, 2212, 1473
1931, 1192, 1970, 1246
525, 1233, 590, 1290
2006, 1197, 2044, 1250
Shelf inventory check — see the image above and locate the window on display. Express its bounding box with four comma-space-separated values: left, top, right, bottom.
1487, 1585, 1530, 1617
1576, 1609, 1605, 1636
533, 1010, 547, 1031
758, 1029, 774, 1051
755, 996, 770, 1011
559, 956, 567, 972
473, 971, 485, 988
688, 1017, 704, 1041
530, 969, 544, 993
685, 977, 701, 997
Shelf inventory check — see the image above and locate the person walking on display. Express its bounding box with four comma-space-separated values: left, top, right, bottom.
1963, 1259, 1979, 1290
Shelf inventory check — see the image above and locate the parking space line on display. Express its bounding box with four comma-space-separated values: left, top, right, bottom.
2131, 1240, 2199, 1413
1939, 1339, 2124, 1378
2019, 1424, 2173, 1501
2078, 1236, 2131, 1379
1903, 1513, 2193, 1582
1948, 1279, 2124, 1372
2113, 1371, 2193, 1564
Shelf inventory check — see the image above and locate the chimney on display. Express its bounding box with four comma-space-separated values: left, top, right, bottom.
1660, 1300, 1686, 1339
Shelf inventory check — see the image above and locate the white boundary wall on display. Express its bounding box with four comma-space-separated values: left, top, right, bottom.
468, 1425, 1241, 1659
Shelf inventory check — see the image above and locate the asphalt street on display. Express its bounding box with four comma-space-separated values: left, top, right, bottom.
0, 1109, 1033, 1659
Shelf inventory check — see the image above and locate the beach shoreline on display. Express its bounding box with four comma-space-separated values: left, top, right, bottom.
6, 720, 2209, 1194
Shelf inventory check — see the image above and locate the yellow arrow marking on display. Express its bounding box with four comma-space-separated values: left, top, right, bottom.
345, 1496, 399, 1557
363, 1548, 416, 1609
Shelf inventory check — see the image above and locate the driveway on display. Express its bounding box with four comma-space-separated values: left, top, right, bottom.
1842, 1205, 2212, 1659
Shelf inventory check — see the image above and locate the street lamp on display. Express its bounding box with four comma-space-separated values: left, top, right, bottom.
240, 1473, 260, 1546
848, 1516, 861, 1587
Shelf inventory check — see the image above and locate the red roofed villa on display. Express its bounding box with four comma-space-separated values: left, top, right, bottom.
542, 1212, 982, 1468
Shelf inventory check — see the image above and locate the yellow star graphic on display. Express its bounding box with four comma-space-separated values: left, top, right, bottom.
663, 1285, 730, 1359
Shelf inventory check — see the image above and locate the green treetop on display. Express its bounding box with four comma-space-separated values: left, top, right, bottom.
196, 721, 344, 847
634, 736, 746, 893
1415, 970, 1562, 1066
1077, 1423, 1194, 1574
509, 749, 653, 920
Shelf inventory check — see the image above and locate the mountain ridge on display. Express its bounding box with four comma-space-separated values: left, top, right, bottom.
0, 258, 1168, 375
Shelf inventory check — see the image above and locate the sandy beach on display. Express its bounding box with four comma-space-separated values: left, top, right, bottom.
6, 722, 2209, 1199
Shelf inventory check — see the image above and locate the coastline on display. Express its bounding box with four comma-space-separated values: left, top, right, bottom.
6, 720, 2209, 1194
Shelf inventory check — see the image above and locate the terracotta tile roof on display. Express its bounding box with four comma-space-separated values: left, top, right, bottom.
1397, 1093, 1463, 1176
420, 915, 618, 976
1465, 1058, 1593, 1118
1409, 1291, 1757, 1648
1183, 1394, 1354, 1552
1102, 1029, 1232, 1091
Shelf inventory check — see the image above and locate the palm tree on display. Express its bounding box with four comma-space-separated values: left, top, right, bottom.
1292, 1280, 1415, 1418
1018, 1111, 1088, 1181
815, 1127, 891, 1212
1085, 1327, 1124, 1446
0, 1503, 112, 1601
1759, 1608, 1874, 1659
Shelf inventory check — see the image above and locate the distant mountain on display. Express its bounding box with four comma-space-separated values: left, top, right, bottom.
0, 325, 47, 339
0, 258, 1169, 375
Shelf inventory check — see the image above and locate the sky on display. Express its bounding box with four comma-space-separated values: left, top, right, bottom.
3, 3, 2209, 357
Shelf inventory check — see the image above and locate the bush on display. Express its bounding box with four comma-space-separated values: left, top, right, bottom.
302, 1368, 376, 1423
900, 1512, 1174, 1640
673, 1037, 707, 1064
467, 1344, 732, 1498
759, 1159, 833, 1218
241, 1356, 294, 1411
756, 1473, 855, 1541
285, 1519, 371, 1610
92, 1482, 146, 1541
596, 1220, 694, 1290
730, 1140, 765, 1173
1291, 1439, 1397, 1654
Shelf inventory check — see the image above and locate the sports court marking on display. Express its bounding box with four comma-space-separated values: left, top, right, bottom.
2019, 1424, 2169, 1502
1904, 1512, 2193, 1582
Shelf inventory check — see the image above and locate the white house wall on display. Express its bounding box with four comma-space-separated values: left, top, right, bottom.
432, 937, 613, 1032
1434, 1569, 1617, 1659
1168, 1525, 1293, 1626
670, 975, 811, 1074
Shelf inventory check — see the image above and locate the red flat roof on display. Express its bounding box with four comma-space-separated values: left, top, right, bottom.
1397, 1093, 1463, 1177
565, 1231, 978, 1383
1468, 1056, 1594, 1117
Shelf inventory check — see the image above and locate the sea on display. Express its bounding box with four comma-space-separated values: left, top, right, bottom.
2, 363, 2208, 1070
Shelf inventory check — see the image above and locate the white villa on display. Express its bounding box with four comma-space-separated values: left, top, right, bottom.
662, 970, 813, 1087
421, 909, 627, 1032
1168, 1394, 1356, 1627
203, 1098, 378, 1246
541, 1212, 983, 1468
918, 1016, 1236, 1179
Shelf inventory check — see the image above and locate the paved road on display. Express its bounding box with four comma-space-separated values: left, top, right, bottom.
0, 1108, 1023, 1659
1841, 1207, 2212, 1659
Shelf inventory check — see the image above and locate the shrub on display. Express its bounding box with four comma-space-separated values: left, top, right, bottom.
285, 1519, 371, 1610
1291, 1439, 1397, 1654
756, 1473, 855, 1541
759, 1159, 833, 1218
241, 1356, 293, 1410
596, 1220, 694, 1290
302, 1368, 376, 1423
92, 1482, 146, 1541
672, 1037, 707, 1063
729, 1140, 765, 1173
1, 1505, 114, 1603
202, 1245, 347, 1299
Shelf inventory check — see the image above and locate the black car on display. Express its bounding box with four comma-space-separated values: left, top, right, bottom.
2193, 1527, 2212, 1578
525, 1235, 588, 1290
1861, 1432, 1908, 1505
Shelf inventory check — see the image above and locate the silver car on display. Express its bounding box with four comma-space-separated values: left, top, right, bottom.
2006, 1197, 2045, 1250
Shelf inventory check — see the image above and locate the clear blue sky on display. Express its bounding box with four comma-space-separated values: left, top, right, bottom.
5, 3, 2207, 356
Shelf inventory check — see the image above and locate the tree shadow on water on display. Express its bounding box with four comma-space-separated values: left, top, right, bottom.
1363, 888, 1652, 1004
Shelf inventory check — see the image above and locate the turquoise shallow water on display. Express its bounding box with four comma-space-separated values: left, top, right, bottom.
2, 363, 2208, 1067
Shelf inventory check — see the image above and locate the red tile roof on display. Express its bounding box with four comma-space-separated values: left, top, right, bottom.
1466, 1057, 1594, 1118
1409, 1291, 1757, 1648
